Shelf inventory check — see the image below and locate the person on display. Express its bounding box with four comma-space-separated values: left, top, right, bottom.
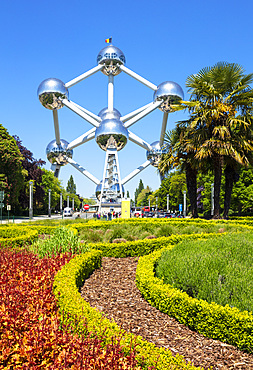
93, 212, 96, 219
108, 211, 111, 221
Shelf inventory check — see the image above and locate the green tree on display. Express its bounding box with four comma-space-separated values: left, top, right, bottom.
134, 179, 144, 205
40, 169, 64, 212
0, 124, 25, 206
66, 175, 76, 194
185, 62, 253, 218
157, 172, 187, 211
136, 186, 152, 206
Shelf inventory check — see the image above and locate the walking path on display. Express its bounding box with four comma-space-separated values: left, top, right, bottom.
81, 257, 253, 370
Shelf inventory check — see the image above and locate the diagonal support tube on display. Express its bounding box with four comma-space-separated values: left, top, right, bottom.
67, 128, 96, 150
71, 101, 101, 122
124, 100, 163, 129
66, 157, 100, 185
121, 160, 152, 185
120, 65, 157, 91
65, 65, 103, 88
61, 99, 100, 127
120, 102, 155, 123
128, 131, 152, 151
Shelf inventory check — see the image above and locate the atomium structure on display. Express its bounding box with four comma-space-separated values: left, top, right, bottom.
38, 42, 184, 209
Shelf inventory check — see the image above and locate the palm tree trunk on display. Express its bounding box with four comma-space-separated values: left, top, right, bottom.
213, 155, 222, 219
223, 165, 238, 219
185, 163, 198, 218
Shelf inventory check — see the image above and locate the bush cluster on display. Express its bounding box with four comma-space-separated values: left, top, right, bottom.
0, 248, 143, 369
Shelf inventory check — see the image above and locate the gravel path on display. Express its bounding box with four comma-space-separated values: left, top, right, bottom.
80, 257, 253, 369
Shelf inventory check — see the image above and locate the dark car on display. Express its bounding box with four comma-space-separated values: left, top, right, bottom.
177, 214, 185, 218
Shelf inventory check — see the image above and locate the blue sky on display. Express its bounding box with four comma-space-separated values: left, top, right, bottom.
0, 0, 253, 199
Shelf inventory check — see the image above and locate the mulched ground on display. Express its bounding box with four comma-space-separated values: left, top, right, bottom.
80, 257, 253, 370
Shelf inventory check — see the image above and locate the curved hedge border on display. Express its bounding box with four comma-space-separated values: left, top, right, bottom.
53, 250, 203, 370
136, 247, 253, 354
0, 227, 38, 247
86, 231, 227, 257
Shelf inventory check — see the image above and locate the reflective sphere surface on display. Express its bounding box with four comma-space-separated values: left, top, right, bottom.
97, 45, 125, 75
95, 180, 109, 200
146, 141, 167, 167
95, 119, 128, 151
46, 139, 73, 165
111, 183, 125, 198
153, 81, 184, 112
38, 78, 69, 110
98, 107, 121, 120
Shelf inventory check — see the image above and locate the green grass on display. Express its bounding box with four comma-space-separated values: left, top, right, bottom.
78, 221, 248, 243
29, 226, 90, 258
155, 231, 253, 313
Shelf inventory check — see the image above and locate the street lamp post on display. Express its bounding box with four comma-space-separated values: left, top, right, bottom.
29, 181, 33, 219
72, 198, 74, 211
67, 196, 69, 208
60, 193, 62, 215
48, 189, 51, 217
183, 190, 186, 217
167, 194, 169, 212
156, 196, 158, 211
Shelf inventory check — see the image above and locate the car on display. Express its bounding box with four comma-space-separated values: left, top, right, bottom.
147, 212, 155, 218
63, 207, 73, 217
177, 214, 185, 218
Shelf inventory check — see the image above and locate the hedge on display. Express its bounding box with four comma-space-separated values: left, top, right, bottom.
53, 250, 203, 370
0, 227, 38, 247
136, 247, 253, 353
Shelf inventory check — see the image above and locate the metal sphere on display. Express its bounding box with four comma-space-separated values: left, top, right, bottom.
97, 45, 126, 76
146, 141, 167, 167
46, 139, 73, 166
95, 180, 109, 200
37, 78, 69, 110
153, 81, 184, 112
111, 183, 125, 198
95, 119, 128, 151
98, 107, 121, 120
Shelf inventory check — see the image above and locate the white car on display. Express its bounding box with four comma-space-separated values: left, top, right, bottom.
63, 207, 73, 217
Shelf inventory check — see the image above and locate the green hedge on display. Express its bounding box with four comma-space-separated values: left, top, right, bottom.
53, 249, 203, 370
136, 247, 253, 353
0, 227, 38, 247
86, 232, 227, 257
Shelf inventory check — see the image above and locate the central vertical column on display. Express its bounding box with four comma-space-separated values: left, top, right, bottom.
108, 74, 114, 111
99, 148, 123, 212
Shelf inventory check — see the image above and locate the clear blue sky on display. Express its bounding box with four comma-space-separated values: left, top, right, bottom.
0, 0, 252, 199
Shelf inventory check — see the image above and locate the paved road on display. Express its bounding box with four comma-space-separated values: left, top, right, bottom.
0, 212, 93, 225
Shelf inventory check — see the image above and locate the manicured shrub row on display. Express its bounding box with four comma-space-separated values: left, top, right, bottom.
53, 250, 203, 370
86, 232, 226, 257
0, 227, 38, 247
135, 247, 253, 354
0, 248, 143, 369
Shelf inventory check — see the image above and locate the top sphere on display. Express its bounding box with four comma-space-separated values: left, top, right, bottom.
37, 78, 69, 110
153, 81, 184, 112
97, 45, 126, 76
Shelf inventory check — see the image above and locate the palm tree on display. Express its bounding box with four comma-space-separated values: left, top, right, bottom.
185, 62, 253, 218
159, 125, 200, 218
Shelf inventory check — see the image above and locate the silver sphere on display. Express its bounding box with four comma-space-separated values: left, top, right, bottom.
153, 81, 184, 112
146, 141, 167, 167
97, 45, 126, 76
95, 118, 128, 151
111, 183, 125, 198
98, 107, 121, 120
46, 139, 73, 166
95, 180, 124, 201
95, 180, 109, 200
37, 78, 69, 110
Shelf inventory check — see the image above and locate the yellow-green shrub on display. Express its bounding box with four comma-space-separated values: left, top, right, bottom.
136, 247, 253, 353
53, 249, 203, 370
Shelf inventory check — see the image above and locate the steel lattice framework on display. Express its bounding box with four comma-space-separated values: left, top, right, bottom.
37, 42, 184, 210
